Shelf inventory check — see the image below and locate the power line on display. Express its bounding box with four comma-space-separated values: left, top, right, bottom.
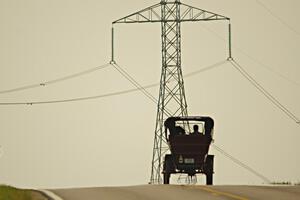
111, 61, 227, 117
0, 60, 227, 106
256, 0, 300, 37
0, 63, 111, 95
113, 62, 178, 116
212, 144, 272, 184
236, 48, 300, 87
200, 24, 300, 87
184, 60, 227, 78
0, 85, 157, 106
111, 62, 172, 117
112, 63, 158, 105
230, 59, 300, 124
3, 58, 298, 127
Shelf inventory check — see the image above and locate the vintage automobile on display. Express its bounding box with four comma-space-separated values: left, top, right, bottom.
163, 116, 214, 185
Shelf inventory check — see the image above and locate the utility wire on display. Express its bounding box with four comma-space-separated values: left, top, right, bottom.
212, 144, 272, 184
0, 63, 111, 95
184, 60, 227, 78
111, 61, 227, 117
202, 3, 294, 125
112, 62, 173, 116
0, 85, 157, 106
229, 59, 300, 124
112, 63, 159, 105
255, 0, 300, 37
200, 24, 300, 87
0, 60, 226, 106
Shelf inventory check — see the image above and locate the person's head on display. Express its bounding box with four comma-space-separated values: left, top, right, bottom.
193, 125, 199, 132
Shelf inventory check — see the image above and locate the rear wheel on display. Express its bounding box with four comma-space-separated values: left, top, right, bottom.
163, 155, 174, 184
204, 155, 214, 185
206, 173, 213, 185
163, 173, 170, 184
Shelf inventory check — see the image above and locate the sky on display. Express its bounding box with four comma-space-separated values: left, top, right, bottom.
0, 0, 299, 188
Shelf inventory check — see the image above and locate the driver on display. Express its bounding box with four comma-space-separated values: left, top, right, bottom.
191, 125, 201, 135
175, 126, 185, 135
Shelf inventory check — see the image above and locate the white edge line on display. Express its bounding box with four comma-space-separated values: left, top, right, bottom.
38, 189, 64, 200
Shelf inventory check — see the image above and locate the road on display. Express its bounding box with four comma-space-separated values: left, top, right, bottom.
49, 185, 300, 200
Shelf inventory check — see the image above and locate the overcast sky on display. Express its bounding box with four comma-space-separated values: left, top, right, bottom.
0, 0, 299, 188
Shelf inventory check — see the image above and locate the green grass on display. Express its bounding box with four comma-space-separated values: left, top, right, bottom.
0, 185, 34, 200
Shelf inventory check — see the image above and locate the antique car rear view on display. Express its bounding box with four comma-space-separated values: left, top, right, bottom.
163, 116, 215, 185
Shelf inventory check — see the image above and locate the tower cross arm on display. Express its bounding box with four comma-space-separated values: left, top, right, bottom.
113, 2, 229, 24
113, 3, 162, 24
180, 3, 230, 22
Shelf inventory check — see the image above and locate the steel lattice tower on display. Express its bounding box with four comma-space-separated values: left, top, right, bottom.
113, 0, 230, 184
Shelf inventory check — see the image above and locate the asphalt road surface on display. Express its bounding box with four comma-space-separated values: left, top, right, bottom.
49, 185, 300, 200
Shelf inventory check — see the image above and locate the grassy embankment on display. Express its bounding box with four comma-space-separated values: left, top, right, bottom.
0, 185, 48, 200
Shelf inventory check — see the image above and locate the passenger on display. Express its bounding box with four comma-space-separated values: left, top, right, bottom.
175, 126, 185, 135
191, 125, 201, 135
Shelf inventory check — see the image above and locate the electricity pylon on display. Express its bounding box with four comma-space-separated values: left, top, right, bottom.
113, 0, 230, 184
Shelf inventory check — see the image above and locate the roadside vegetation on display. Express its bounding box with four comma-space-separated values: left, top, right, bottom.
270, 181, 292, 185
0, 185, 48, 200
270, 181, 300, 186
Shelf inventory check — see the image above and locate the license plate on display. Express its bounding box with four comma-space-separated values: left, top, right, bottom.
184, 158, 195, 164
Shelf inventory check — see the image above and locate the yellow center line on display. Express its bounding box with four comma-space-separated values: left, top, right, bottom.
197, 186, 249, 200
